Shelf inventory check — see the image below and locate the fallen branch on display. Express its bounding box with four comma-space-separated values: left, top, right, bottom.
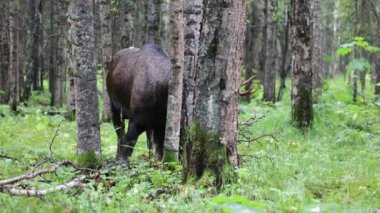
0, 173, 99, 197
0, 154, 18, 162
0, 161, 71, 186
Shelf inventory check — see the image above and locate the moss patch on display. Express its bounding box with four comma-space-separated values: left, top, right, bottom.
76, 152, 100, 169
182, 123, 236, 189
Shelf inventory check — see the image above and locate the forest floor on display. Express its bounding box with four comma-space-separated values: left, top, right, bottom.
0, 76, 379, 212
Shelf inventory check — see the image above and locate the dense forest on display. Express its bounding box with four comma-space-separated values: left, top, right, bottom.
0, 0, 379, 212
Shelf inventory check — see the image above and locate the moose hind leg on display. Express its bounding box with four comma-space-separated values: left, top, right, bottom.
118, 121, 144, 160
110, 102, 126, 160
152, 128, 165, 160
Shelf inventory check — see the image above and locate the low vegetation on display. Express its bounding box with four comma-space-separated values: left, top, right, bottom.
0, 77, 379, 212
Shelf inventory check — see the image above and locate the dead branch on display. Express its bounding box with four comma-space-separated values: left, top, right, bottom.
0, 154, 18, 162
0, 161, 72, 186
0, 173, 99, 197
239, 114, 265, 128
33, 119, 64, 170
239, 132, 278, 144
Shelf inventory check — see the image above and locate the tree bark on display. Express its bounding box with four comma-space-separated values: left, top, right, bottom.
52, 0, 69, 107
0, 2, 10, 104
182, 0, 203, 135
145, 0, 161, 44
290, 0, 313, 130
373, 2, 380, 96
311, 0, 323, 100
69, 0, 101, 161
184, 0, 245, 186
98, 0, 112, 122
262, 0, 277, 103
22, 0, 40, 102
9, 2, 20, 112
277, 9, 290, 102
243, 1, 256, 103
163, 0, 184, 162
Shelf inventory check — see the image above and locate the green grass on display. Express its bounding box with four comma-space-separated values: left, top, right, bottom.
0, 76, 379, 212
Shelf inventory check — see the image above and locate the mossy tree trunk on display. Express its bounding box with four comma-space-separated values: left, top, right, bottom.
290, 0, 313, 130
183, 0, 245, 187
69, 0, 101, 165
163, 0, 184, 162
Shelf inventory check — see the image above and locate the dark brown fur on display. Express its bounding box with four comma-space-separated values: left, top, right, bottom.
106, 44, 170, 161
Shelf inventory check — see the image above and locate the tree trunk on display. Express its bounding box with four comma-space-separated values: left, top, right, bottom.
290, 0, 313, 130
9, 2, 20, 112
0, 2, 10, 104
262, 0, 277, 103
243, 1, 256, 103
277, 9, 290, 102
98, 0, 112, 122
160, 1, 170, 51
184, 0, 245, 187
52, 0, 69, 107
255, 0, 266, 82
311, 0, 323, 100
163, 0, 184, 162
48, 1, 57, 105
145, 0, 161, 44
182, 0, 203, 134
374, 2, 380, 97
23, 0, 43, 101
120, 1, 135, 49
69, 0, 101, 164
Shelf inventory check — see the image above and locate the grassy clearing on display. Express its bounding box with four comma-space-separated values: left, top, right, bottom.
0, 76, 379, 212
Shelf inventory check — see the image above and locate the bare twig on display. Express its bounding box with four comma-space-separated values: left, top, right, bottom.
33, 119, 64, 169
0, 161, 72, 186
239, 132, 278, 144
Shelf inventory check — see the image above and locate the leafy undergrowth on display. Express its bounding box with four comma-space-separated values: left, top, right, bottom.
0, 77, 379, 212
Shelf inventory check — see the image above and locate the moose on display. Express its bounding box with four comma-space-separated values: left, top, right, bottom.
106, 44, 255, 163
106, 44, 170, 163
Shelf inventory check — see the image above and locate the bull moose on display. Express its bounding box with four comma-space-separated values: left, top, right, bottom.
106, 44, 170, 162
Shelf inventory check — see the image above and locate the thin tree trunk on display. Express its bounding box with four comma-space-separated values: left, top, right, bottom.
243, 1, 255, 103
69, 0, 101, 162
23, 0, 40, 102
52, 0, 68, 107
290, 0, 313, 130
277, 10, 290, 102
0, 2, 10, 103
48, 1, 57, 105
98, 0, 112, 122
163, 0, 184, 162
262, 0, 277, 102
184, 0, 245, 186
160, 1, 170, 51
9, 2, 20, 112
145, 0, 161, 44
311, 0, 323, 100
